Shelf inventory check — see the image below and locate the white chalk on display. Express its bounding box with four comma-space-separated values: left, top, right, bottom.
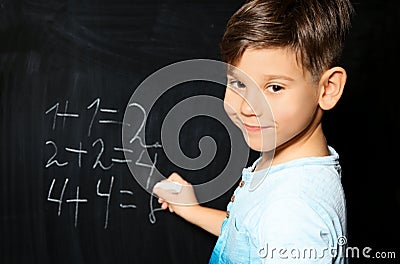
153, 181, 182, 194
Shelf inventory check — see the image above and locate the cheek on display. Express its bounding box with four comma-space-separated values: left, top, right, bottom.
273, 99, 317, 132
223, 89, 241, 117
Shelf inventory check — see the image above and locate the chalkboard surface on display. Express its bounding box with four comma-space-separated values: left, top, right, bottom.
2, 1, 400, 263
0, 1, 258, 263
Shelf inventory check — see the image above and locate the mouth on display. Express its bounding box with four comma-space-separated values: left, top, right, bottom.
243, 123, 273, 132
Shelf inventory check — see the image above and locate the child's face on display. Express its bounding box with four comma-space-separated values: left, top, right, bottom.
224, 48, 320, 152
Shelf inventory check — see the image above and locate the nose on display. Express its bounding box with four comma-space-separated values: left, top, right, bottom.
240, 87, 264, 117
240, 98, 256, 117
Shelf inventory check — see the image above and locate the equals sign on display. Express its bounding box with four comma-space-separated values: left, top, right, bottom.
112, 147, 133, 163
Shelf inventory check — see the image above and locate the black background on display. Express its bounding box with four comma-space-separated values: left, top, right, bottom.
1, 0, 399, 263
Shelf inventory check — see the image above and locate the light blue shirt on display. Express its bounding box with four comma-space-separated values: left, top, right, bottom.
209, 146, 348, 263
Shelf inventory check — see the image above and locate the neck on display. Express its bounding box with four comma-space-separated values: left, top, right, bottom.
256, 123, 329, 170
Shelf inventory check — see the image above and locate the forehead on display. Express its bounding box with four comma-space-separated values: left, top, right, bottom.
228, 48, 308, 82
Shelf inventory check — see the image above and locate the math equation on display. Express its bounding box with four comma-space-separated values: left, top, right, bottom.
44, 98, 163, 229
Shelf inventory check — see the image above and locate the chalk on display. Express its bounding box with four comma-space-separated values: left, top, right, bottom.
153, 181, 182, 194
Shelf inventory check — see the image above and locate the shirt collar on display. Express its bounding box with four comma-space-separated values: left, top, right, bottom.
243, 146, 340, 191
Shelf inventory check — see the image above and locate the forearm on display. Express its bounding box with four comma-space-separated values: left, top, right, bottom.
178, 205, 226, 236
153, 173, 226, 236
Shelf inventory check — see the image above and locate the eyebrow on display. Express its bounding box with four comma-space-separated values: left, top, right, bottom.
226, 66, 239, 77
262, 74, 294, 82
227, 67, 294, 83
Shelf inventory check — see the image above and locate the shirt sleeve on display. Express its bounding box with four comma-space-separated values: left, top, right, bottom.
257, 198, 337, 264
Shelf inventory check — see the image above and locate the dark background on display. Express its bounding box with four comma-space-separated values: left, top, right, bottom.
0, 0, 399, 263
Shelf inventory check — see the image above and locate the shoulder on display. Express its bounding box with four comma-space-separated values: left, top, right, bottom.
264, 154, 345, 202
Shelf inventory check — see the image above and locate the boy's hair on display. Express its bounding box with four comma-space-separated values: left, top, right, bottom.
220, 0, 354, 82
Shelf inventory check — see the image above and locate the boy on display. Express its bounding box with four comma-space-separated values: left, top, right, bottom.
154, 0, 354, 263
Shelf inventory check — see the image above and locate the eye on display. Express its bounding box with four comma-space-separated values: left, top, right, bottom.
229, 80, 246, 90
266, 84, 283, 94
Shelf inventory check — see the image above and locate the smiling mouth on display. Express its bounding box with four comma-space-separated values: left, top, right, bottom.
243, 123, 273, 132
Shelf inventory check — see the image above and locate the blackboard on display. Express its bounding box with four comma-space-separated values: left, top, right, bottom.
2, 1, 400, 263
0, 1, 258, 263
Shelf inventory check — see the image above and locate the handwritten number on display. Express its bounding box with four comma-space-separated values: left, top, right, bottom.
47, 178, 69, 216
92, 138, 113, 170
45, 141, 68, 168
45, 102, 59, 130
149, 192, 163, 224
87, 98, 100, 137
135, 150, 158, 190
128, 102, 162, 148
128, 103, 146, 144
97, 177, 114, 229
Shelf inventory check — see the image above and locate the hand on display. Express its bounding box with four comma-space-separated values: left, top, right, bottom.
152, 172, 199, 216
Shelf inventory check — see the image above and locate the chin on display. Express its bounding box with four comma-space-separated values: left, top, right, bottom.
241, 129, 276, 152
244, 138, 276, 153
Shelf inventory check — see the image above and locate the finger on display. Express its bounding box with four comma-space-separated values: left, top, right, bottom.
168, 172, 182, 182
153, 186, 169, 199
168, 172, 188, 185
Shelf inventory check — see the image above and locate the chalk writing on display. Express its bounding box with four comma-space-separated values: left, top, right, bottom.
97, 177, 114, 229
66, 186, 88, 227
45, 101, 80, 130
47, 178, 69, 216
87, 98, 131, 137
92, 138, 114, 170
119, 189, 137, 209
65, 142, 87, 168
44, 98, 162, 229
45, 141, 69, 168
128, 102, 161, 148
112, 147, 133, 163
149, 191, 164, 224
87, 98, 99, 137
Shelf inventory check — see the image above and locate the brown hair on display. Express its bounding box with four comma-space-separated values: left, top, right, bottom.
220, 0, 354, 82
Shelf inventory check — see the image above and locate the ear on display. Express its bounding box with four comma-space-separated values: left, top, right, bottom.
318, 67, 347, 110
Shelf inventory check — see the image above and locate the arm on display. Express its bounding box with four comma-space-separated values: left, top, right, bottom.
178, 204, 226, 236
153, 172, 226, 236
